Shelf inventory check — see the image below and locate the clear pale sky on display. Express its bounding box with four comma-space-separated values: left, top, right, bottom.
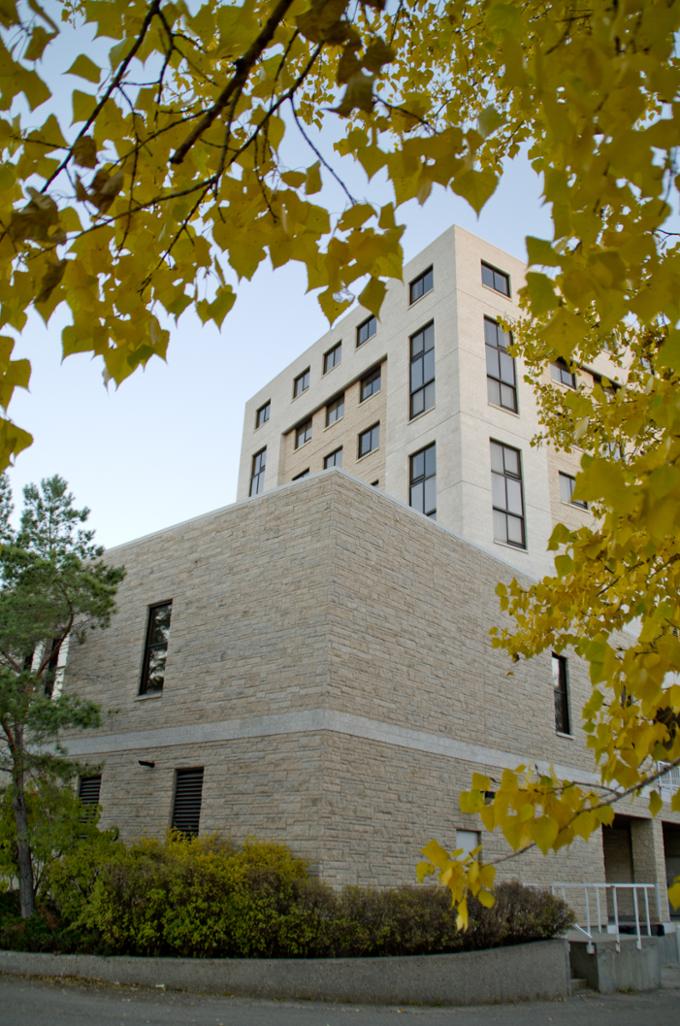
7, 153, 553, 548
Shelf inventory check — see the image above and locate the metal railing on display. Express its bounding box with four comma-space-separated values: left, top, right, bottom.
550, 882, 663, 953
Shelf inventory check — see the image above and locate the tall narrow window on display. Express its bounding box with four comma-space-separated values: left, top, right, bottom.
255, 400, 270, 428
358, 423, 380, 457
410, 322, 435, 418
360, 365, 381, 401
43, 637, 61, 697
356, 315, 377, 347
409, 443, 436, 519
293, 367, 310, 397
324, 448, 343, 468
139, 601, 172, 695
551, 359, 577, 388
559, 472, 587, 509
481, 261, 510, 297
323, 342, 342, 373
485, 317, 517, 412
295, 419, 312, 448
552, 654, 571, 734
78, 773, 102, 824
409, 266, 433, 304
249, 448, 266, 496
490, 441, 526, 548
171, 767, 204, 836
325, 393, 344, 426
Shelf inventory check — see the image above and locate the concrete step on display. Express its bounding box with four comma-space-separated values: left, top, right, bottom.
570, 977, 590, 993
661, 964, 680, 989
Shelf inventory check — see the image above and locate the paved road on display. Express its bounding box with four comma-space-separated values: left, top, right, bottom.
0, 976, 679, 1026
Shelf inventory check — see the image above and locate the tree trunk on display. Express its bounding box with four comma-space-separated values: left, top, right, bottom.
11, 747, 35, 919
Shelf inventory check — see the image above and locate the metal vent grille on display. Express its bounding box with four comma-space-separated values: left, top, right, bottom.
171, 767, 204, 836
78, 774, 102, 805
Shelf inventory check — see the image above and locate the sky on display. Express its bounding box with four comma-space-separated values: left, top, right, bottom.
5, 15, 554, 549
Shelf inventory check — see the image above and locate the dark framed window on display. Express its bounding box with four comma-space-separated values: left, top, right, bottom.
139, 601, 172, 695
295, 419, 312, 448
409, 266, 433, 304
409, 443, 436, 519
292, 469, 309, 480
490, 441, 526, 548
485, 317, 517, 412
481, 261, 510, 297
323, 342, 342, 373
325, 393, 344, 426
410, 322, 435, 419
551, 359, 577, 388
43, 636, 61, 697
552, 654, 571, 734
249, 448, 266, 496
171, 767, 204, 837
358, 422, 380, 458
78, 774, 101, 807
255, 400, 270, 428
324, 448, 343, 469
293, 367, 310, 398
360, 365, 381, 401
356, 315, 377, 347
559, 472, 587, 509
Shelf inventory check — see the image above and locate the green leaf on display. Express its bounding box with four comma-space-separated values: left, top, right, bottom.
451, 168, 497, 215
358, 277, 386, 317
66, 54, 102, 85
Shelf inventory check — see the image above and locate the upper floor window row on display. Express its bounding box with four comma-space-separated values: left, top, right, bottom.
358, 422, 380, 458
551, 359, 577, 389
326, 393, 345, 426
360, 364, 381, 401
324, 342, 342, 374
139, 600, 172, 696
293, 367, 310, 398
481, 261, 510, 297
249, 448, 266, 496
295, 419, 312, 449
409, 266, 433, 305
255, 400, 270, 429
357, 315, 377, 347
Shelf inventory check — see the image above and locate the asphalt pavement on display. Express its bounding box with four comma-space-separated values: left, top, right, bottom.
0, 975, 679, 1026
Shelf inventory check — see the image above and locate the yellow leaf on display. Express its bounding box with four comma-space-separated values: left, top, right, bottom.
66, 54, 102, 85
358, 277, 385, 318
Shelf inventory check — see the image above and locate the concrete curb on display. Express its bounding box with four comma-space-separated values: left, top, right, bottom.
0, 939, 571, 1006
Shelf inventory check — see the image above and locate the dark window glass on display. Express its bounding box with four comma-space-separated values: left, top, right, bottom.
410, 443, 436, 519
410, 322, 435, 419
139, 601, 172, 695
324, 448, 343, 469
171, 767, 204, 837
551, 359, 577, 388
409, 266, 433, 304
559, 472, 587, 509
78, 774, 101, 806
360, 365, 381, 401
357, 315, 377, 347
490, 441, 526, 548
43, 636, 61, 697
292, 469, 309, 480
293, 368, 310, 397
358, 423, 380, 458
249, 448, 266, 496
255, 400, 270, 428
484, 317, 517, 412
295, 419, 312, 448
552, 654, 571, 734
323, 342, 342, 373
481, 261, 510, 297
325, 393, 344, 426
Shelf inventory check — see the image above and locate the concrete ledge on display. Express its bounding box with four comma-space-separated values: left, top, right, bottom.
570, 937, 661, 994
0, 939, 570, 1006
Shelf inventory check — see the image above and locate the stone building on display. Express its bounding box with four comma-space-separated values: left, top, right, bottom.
61, 226, 679, 923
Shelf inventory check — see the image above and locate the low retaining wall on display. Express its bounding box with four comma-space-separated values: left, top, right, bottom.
0, 939, 571, 1006
570, 937, 661, 994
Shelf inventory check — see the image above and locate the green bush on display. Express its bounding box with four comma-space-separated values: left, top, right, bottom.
37, 834, 574, 958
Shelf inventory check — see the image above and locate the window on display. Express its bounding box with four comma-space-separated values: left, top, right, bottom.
78, 774, 101, 808
43, 636, 61, 697
490, 441, 526, 548
559, 472, 587, 509
255, 400, 270, 428
551, 359, 577, 389
410, 322, 435, 418
356, 315, 377, 347
360, 365, 381, 401
139, 601, 172, 695
456, 829, 481, 857
292, 469, 309, 480
409, 266, 433, 304
323, 342, 342, 373
249, 448, 266, 496
409, 443, 436, 519
324, 448, 343, 469
293, 367, 310, 398
552, 654, 571, 734
325, 393, 344, 426
295, 419, 312, 448
484, 317, 517, 412
481, 261, 510, 297
171, 767, 204, 836
358, 423, 380, 458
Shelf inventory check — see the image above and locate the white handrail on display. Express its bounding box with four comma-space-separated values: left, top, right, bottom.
549, 882, 660, 952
